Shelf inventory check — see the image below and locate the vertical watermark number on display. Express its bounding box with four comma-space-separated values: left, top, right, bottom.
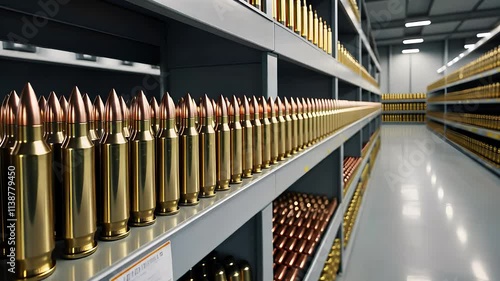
6, 165, 16, 274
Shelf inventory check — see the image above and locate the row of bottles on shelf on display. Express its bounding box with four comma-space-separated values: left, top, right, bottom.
428, 45, 500, 91
427, 121, 499, 167
428, 83, 500, 102
382, 93, 426, 100
273, 192, 338, 281
383, 103, 426, 111
427, 111, 500, 131
337, 43, 378, 87
180, 253, 252, 281
319, 238, 341, 281
382, 114, 425, 123
272, 0, 333, 54
0, 82, 380, 280
342, 157, 362, 196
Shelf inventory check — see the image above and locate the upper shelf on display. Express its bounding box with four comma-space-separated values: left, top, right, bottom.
426, 115, 500, 141
428, 67, 500, 93
427, 99, 500, 105
382, 99, 426, 103
338, 0, 381, 71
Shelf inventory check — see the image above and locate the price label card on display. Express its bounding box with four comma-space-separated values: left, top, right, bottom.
112, 241, 173, 281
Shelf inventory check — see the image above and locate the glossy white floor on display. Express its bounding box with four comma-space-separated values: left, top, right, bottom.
342, 125, 500, 281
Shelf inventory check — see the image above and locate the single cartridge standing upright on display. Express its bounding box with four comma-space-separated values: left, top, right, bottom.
248, 96, 263, 173
0, 91, 18, 259
276, 97, 287, 160
61, 87, 98, 258
179, 94, 200, 205
129, 91, 156, 226
150, 96, 160, 136
228, 96, 243, 183
290, 97, 299, 153
268, 97, 279, 164
100, 89, 130, 240
120, 96, 130, 139
241, 96, 254, 178
215, 96, 231, 191
259, 97, 271, 169
307, 98, 315, 145
283, 97, 293, 156
156, 92, 180, 215
301, 97, 310, 148
12, 83, 55, 279
198, 95, 217, 198
44, 91, 65, 239
296, 98, 304, 151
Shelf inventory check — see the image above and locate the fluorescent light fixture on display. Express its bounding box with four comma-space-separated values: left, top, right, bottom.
403, 38, 424, 44
437, 66, 446, 74
476, 32, 490, 38
459, 53, 465, 58
472, 261, 489, 281
445, 204, 453, 219
402, 49, 419, 54
405, 20, 431, 28
456, 226, 467, 244
464, 44, 475, 49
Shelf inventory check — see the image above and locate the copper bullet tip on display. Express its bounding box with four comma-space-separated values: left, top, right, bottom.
120, 96, 129, 120
276, 97, 285, 115
199, 94, 214, 119
160, 92, 176, 120
67, 86, 87, 124
17, 83, 42, 126
291, 97, 297, 114
150, 96, 159, 120
45, 91, 63, 123
104, 89, 123, 122
132, 91, 151, 121
242, 95, 250, 116
258, 96, 267, 118
93, 95, 105, 121
284, 97, 291, 114
229, 95, 239, 117
38, 95, 47, 113
4, 91, 20, 125
250, 96, 259, 118
217, 95, 228, 118
267, 97, 276, 117
59, 94, 68, 118
82, 93, 95, 122
183, 93, 197, 119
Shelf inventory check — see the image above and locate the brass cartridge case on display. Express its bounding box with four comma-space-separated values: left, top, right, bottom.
150, 96, 160, 136
44, 91, 65, 239
323, 21, 328, 52
283, 97, 293, 156
290, 97, 299, 153
129, 91, 156, 226
0, 91, 18, 259
12, 83, 55, 279
179, 95, 200, 205
156, 92, 180, 215
241, 96, 253, 178
313, 11, 319, 45
38, 95, 46, 123
228, 96, 243, 183
62, 87, 98, 258
93, 95, 105, 138
250, 96, 262, 173
268, 97, 279, 164
318, 99, 324, 138
240, 261, 252, 281
215, 96, 231, 190
296, 98, 304, 151
279, 0, 286, 24
311, 98, 318, 142
199, 95, 217, 198
318, 17, 324, 49
259, 97, 271, 168
307, 98, 314, 145
301, 97, 309, 148
120, 96, 130, 139
272, 0, 277, 19
287, 0, 294, 30
301, 0, 308, 38
308, 5, 314, 42
100, 89, 130, 240
295, 0, 301, 34
276, 97, 287, 160
327, 27, 333, 55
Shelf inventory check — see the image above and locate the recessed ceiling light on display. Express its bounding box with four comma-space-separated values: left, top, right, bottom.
464, 44, 475, 49
405, 20, 431, 28
459, 53, 465, 58
437, 66, 446, 73
402, 49, 419, 54
403, 38, 424, 44
476, 32, 490, 38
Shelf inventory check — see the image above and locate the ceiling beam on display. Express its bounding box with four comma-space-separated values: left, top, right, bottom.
371, 9, 500, 30
376, 29, 485, 46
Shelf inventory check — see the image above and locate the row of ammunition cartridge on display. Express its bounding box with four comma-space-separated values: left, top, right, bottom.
428, 83, 500, 102
273, 192, 338, 281
342, 157, 362, 196
337, 43, 378, 87
428, 46, 500, 91
382, 93, 426, 100
348, 0, 361, 22
383, 103, 426, 111
319, 238, 341, 281
427, 121, 499, 167
180, 253, 252, 281
0, 82, 379, 280
247, 0, 264, 12
427, 111, 500, 131
272, 0, 333, 54
361, 129, 379, 157
382, 114, 425, 123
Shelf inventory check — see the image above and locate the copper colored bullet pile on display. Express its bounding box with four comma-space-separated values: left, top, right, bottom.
272, 192, 338, 281
180, 252, 253, 281
343, 157, 362, 195
319, 238, 341, 281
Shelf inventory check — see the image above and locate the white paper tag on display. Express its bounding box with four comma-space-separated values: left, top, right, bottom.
111, 241, 173, 281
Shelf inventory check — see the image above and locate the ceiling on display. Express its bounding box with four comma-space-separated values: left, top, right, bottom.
366, 0, 500, 46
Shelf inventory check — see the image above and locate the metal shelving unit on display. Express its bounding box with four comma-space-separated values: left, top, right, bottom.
428, 99, 500, 105
426, 115, 500, 141
383, 110, 426, 114
428, 67, 500, 93
382, 99, 426, 103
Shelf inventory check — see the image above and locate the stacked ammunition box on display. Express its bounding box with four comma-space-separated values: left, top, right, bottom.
338, 43, 378, 87
342, 157, 362, 196
273, 0, 333, 54
180, 252, 253, 281
427, 111, 500, 131
319, 238, 341, 281
428, 45, 499, 91
272, 192, 338, 281
428, 83, 500, 102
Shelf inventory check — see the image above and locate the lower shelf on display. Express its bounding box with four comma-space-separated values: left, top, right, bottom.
383, 122, 424, 125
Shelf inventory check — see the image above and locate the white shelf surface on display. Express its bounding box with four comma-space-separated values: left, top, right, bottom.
426, 115, 500, 141
427, 99, 500, 105
39, 110, 381, 281
273, 23, 381, 95
383, 110, 426, 114
427, 128, 500, 176
428, 67, 500, 93
382, 99, 426, 103
383, 122, 425, 125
